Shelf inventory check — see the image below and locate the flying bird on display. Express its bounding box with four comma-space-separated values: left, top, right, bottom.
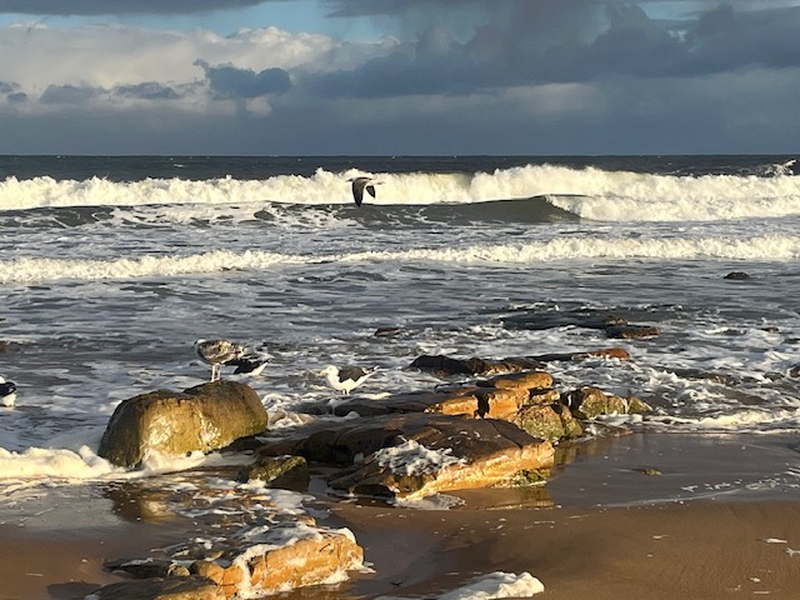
348, 176, 378, 207
194, 339, 270, 382
319, 365, 378, 395
0, 376, 16, 408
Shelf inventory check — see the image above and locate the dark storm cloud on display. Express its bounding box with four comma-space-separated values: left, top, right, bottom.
303, 1, 800, 99
195, 60, 291, 99
0, 0, 272, 16
39, 82, 188, 104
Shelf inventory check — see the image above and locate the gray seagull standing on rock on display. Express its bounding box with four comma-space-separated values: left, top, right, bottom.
348, 176, 378, 207
194, 339, 270, 382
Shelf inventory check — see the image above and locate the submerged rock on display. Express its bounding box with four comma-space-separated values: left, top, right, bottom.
98, 381, 268, 468
604, 324, 660, 339
89, 575, 225, 600
724, 271, 751, 280
237, 454, 309, 487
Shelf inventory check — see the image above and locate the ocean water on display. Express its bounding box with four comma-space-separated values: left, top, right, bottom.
1, 154, 800, 483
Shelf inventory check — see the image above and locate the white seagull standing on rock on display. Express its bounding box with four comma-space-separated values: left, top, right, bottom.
0, 376, 16, 407
194, 339, 270, 382
319, 365, 378, 395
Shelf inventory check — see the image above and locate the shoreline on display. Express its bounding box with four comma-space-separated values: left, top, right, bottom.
1, 432, 799, 599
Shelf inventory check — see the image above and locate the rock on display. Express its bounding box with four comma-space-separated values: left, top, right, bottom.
564, 386, 651, 419
528, 388, 562, 406
98, 381, 269, 468
529, 347, 631, 362
478, 370, 554, 391
374, 326, 404, 337
101, 472, 364, 600
239, 531, 363, 596
724, 271, 751, 280
106, 558, 175, 579
407, 354, 543, 377
311, 384, 535, 420
237, 454, 309, 487
89, 575, 225, 600
299, 413, 556, 499
512, 403, 582, 441
604, 324, 659, 339
428, 386, 530, 419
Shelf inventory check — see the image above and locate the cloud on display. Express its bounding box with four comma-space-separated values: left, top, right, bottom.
40, 83, 100, 104
1, 1, 800, 154
0, 0, 273, 16
195, 60, 291, 99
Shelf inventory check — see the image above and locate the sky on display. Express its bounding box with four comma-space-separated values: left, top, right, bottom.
0, 0, 799, 155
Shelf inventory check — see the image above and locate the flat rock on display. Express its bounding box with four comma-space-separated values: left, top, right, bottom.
260, 413, 553, 499
89, 575, 225, 600
407, 354, 543, 377
98, 381, 269, 468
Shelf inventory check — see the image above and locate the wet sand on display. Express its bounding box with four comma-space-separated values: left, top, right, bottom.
2, 433, 799, 599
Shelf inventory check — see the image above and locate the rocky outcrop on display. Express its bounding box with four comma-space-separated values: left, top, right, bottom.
98, 381, 268, 468
256, 413, 554, 500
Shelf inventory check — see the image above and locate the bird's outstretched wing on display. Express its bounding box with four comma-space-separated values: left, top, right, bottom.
351, 176, 376, 207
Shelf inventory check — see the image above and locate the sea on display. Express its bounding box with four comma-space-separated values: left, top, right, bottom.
1, 154, 800, 482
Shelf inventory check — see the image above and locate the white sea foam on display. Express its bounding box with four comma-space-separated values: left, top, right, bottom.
0, 444, 250, 482
375, 439, 466, 476
379, 571, 545, 600
2, 165, 799, 222
3, 233, 800, 284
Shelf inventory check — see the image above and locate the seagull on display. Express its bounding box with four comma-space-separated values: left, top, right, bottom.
319, 365, 378, 395
194, 339, 270, 382
0, 376, 16, 408
348, 176, 378, 207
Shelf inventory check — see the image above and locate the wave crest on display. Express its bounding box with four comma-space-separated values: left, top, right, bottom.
2, 163, 799, 223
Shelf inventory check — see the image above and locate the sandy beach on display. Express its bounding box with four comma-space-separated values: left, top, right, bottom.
2, 432, 799, 599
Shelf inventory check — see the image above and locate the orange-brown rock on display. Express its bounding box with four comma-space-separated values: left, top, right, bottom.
605, 324, 660, 339
478, 370, 554, 391
236, 532, 363, 595
323, 414, 554, 499
427, 386, 529, 419
530, 347, 631, 361
528, 388, 561, 405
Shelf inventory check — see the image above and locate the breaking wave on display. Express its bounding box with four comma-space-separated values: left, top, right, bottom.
1, 162, 799, 223
4, 233, 800, 284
